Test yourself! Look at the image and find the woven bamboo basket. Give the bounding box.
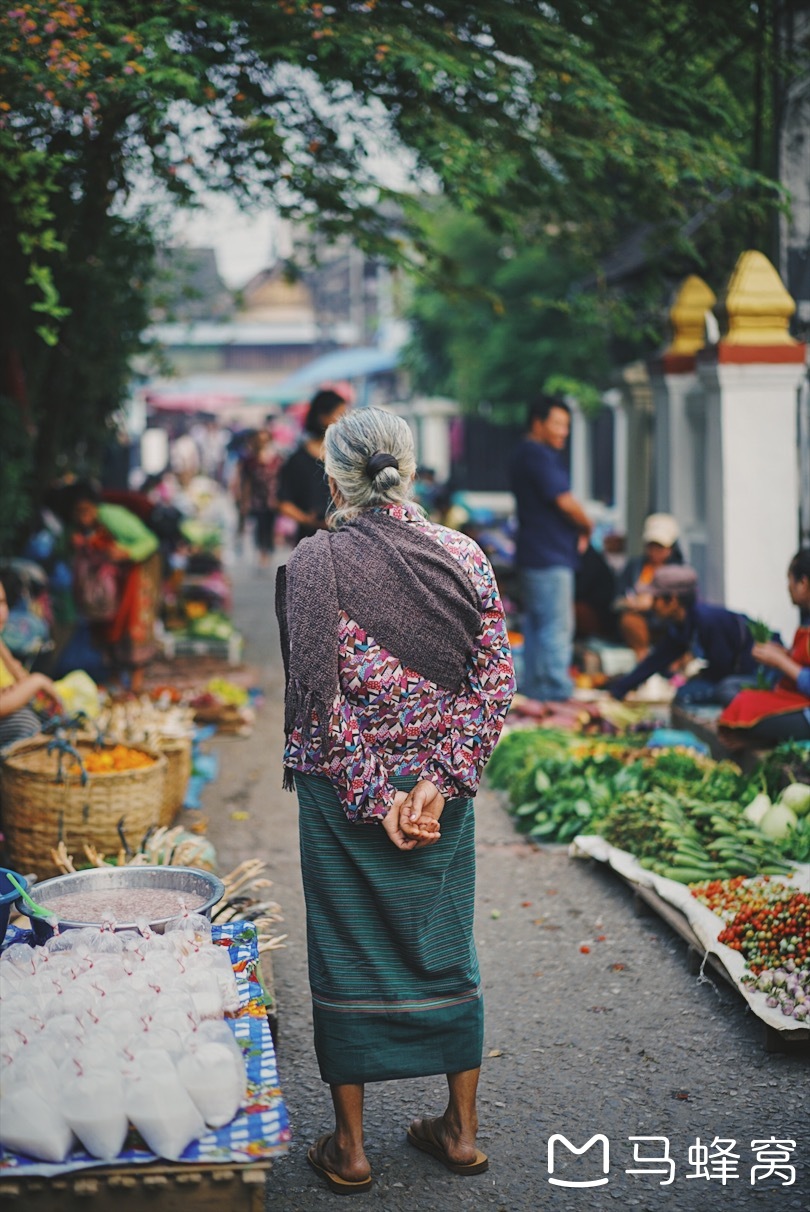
[0,737,166,879]
[157,734,193,827]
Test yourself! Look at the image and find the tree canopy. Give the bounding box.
[0,0,791,545]
[403,205,619,420]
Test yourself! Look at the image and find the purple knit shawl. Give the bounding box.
[276,509,482,777]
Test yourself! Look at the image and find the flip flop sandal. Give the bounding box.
[407,1119,489,1175]
[306,1135,372,1195]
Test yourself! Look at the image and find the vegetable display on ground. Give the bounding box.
[489,733,809,877]
[691,876,809,1021]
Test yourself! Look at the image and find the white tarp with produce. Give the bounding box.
[571,834,810,1036]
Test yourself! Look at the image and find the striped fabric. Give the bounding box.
[297,771,483,1085]
[0,709,40,754]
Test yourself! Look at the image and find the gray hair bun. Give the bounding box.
[366,451,399,480]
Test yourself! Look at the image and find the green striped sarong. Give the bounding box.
[296,772,483,1085]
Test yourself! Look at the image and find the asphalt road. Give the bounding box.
[200,548,809,1211]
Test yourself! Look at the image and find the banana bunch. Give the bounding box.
[647,794,794,884]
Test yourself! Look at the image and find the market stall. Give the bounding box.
[0,900,289,1209]
[487,729,810,1048]
[160,484,243,666]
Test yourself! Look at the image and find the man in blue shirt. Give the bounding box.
[609,564,758,705]
[510,396,592,700]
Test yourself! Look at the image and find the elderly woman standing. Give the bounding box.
[276,407,515,1194]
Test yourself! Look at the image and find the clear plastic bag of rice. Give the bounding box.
[126,1070,206,1161]
[178,1038,245,1128]
[0,963,25,1000]
[0,1087,75,1163]
[183,967,225,1019]
[40,1012,85,1050]
[164,913,213,947]
[148,992,199,1037]
[0,943,38,974]
[81,928,125,955]
[199,946,240,1012]
[60,1070,128,1161]
[2,1051,60,1101]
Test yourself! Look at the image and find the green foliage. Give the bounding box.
[0,396,35,556]
[403,205,618,418]
[0,0,791,532]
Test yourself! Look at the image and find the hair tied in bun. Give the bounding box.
[366,451,399,480]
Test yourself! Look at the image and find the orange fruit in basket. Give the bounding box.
[82,745,155,773]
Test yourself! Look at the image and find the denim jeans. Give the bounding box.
[519,566,574,701]
[674,675,750,708]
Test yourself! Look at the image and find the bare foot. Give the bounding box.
[409,1115,479,1167]
[309,1133,371,1183]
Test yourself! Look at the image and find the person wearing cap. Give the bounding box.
[609,564,759,705]
[614,513,683,658]
[509,395,592,701]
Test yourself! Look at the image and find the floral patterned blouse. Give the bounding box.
[283,501,516,822]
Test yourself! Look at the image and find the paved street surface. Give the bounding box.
[200,548,808,1211]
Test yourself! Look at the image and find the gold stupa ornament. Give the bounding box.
[717,251,798,346]
[664,275,717,355]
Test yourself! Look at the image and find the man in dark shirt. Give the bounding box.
[609,565,758,705]
[277,390,346,544]
[510,396,592,700]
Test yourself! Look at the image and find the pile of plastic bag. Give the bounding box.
[0,916,244,1164]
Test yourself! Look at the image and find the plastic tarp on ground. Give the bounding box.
[571,834,810,1037]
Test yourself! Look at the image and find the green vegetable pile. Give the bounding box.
[488,731,809,881]
[187,611,234,640]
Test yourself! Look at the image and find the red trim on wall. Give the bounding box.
[698,343,807,366]
[651,352,698,375]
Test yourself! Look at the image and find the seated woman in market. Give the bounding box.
[276,406,515,1193]
[68,481,160,694]
[613,512,683,658]
[0,576,62,753]
[609,565,758,706]
[718,548,810,742]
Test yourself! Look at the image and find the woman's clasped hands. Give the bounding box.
[382,780,445,851]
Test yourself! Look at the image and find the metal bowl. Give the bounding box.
[19,865,225,944]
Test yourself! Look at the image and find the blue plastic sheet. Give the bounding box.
[646,728,710,755]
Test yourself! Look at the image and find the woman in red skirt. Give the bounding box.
[719,549,810,742]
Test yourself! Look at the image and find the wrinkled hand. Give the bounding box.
[399,781,445,849]
[753,641,789,671]
[381,791,440,851]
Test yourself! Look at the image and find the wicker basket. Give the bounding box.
[0,737,166,879]
[157,734,192,827]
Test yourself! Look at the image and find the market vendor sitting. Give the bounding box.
[608,565,758,706]
[718,548,810,742]
[0,575,62,752]
[613,512,683,658]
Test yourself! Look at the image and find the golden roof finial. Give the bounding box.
[664,276,717,356]
[717,251,798,346]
